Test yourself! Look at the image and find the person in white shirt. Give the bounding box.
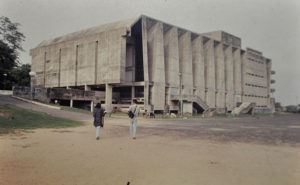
[128,99,140,139]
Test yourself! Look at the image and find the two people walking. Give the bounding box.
[93,99,140,140]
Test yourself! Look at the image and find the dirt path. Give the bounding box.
[1,117,300,185]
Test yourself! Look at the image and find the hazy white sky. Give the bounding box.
[1,0,299,105]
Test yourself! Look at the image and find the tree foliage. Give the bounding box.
[0,16,25,55]
[11,64,31,87]
[0,16,26,89]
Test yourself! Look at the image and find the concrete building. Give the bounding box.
[30,15,275,114]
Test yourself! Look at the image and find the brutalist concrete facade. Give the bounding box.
[30,15,275,113]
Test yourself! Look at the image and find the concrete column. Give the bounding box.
[163,26,180,110]
[43,52,46,86]
[131,86,135,103]
[58,49,61,87]
[94,41,98,84]
[70,99,73,108]
[144,82,149,111]
[90,101,94,112]
[224,46,234,111]
[105,83,112,112]
[84,84,91,91]
[204,39,216,108]
[215,42,225,110]
[233,48,242,105]
[192,36,205,100]
[266,59,272,105]
[75,45,78,86]
[241,51,247,102]
[183,102,193,114]
[147,21,165,110]
[142,16,149,110]
[178,31,193,96]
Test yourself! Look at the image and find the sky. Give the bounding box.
[1,0,299,105]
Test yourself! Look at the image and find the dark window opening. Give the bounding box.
[114,87,132,99]
[134,86,144,97]
[131,19,144,81]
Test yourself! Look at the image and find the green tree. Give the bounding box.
[0,16,25,89]
[0,16,25,54]
[11,64,31,87]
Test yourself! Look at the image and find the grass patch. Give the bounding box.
[0,104,83,134]
[60,106,92,115]
[253,112,274,116]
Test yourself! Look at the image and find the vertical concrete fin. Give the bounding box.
[58,48,61,87]
[178,31,193,96]
[147,21,165,110]
[163,26,180,110]
[141,16,149,109]
[203,39,216,108]
[105,83,113,112]
[192,36,205,100]
[215,42,225,110]
[233,48,242,104]
[75,45,78,86]
[241,50,246,102]
[43,51,46,86]
[94,41,98,84]
[224,46,234,110]
[266,59,272,105]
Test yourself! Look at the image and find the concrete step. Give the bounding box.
[231,102,255,115]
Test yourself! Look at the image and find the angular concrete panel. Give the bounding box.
[147,21,165,110]
[224,46,234,110]
[178,31,193,96]
[141,17,150,109]
[60,43,76,87]
[233,48,242,104]
[163,26,180,109]
[31,48,46,86]
[192,36,205,100]
[105,83,113,111]
[203,39,216,108]
[45,46,60,87]
[241,50,246,102]
[76,41,96,86]
[214,42,225,110]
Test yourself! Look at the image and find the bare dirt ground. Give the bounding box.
[1,113,300,185]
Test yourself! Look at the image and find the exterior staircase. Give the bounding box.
[231,102,256,116]
[170,94,209,112]
[190,95,209,111]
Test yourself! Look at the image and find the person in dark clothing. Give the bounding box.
[93,103,105,140]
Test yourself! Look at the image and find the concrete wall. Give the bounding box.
[141,17,150,109]
[178,31,193,97]
[30,27,127,87]
[31,47,46,86]
[242,48,271,107]
[192,36,205,101]
[125,44,135,82]
[204,39,216,108]
[224,46,235,110]
[164,27,180,109]
[214,42,225,110]
[60,42,76,87]
[147,22,165,110]
[233,48,242,104]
